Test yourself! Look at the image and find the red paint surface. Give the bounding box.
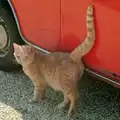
[11,0,61,51]
[11,0,120,78]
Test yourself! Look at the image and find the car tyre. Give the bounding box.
[0,8,23,72]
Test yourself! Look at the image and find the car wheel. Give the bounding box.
[0,8,23,72]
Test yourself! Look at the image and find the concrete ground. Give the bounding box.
[0,70,120,120]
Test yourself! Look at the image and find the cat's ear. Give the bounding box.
[30,46,35,53]
[27,45,35,53]
[13,43,24,53]
[13,43,21,49]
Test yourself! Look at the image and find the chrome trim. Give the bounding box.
[85,68,120,86]
[7,0,50,54]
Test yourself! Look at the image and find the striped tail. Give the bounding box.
[70,5,95,61]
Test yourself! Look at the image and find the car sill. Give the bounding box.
[85,68,120,86]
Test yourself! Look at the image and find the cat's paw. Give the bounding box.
[57,102,67,110]
[28,96,46,103]
[28,98,38,103]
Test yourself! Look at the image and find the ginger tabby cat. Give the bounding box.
[13,5,95,116]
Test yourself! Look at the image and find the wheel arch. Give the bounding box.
[0,0,25,45]
[0,0,50,53]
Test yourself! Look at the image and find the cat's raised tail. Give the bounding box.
[70,5,95,61]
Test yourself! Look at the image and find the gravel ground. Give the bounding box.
[0,70,120,120]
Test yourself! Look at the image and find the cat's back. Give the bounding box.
[36,52,70,64]
[38,52,83,73]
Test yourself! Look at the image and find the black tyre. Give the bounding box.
[0,8,22,72]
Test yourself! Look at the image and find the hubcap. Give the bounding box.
[0,24,10,57]
[0,25,7,49]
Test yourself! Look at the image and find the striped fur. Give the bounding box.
[13,5,95,117]
[70,5,95,61]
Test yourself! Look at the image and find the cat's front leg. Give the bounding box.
[29,85,46,103]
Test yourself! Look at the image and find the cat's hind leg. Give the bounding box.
[67,88,78,117]
[57,92,70,109]
[57,88,78,116]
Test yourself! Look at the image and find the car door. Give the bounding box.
[61,0,120,78]
[84,0,120,77]
[60,0,90,52]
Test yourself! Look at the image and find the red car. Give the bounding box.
[0,0,119,87]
